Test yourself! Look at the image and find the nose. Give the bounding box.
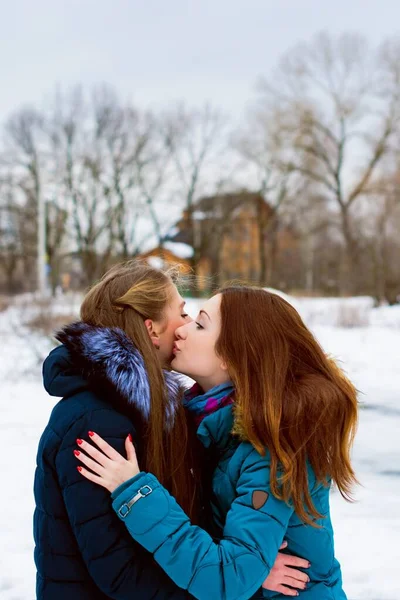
[175,323,188,339]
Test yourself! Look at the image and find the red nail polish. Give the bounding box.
[77,466,83,472]
[128,433,133,442]
[88,431,94,437]
[74,450,80,457]
[76,438,83,445]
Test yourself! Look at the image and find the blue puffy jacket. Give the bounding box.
[34,323,191,600]
[111,405,347,600]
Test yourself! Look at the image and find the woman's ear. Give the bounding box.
[144,319,160,349]
[220,359,228,372]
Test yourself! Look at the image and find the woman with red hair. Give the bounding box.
[75,286,358,599]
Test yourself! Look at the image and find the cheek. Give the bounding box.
[162,320,181,346]
[185,334,217,365]
[169,316,188,337]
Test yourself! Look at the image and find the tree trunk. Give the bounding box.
[257,198,268,286]
[339,207,360,295]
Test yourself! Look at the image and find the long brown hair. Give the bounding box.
[216,286,358,525]
[80,260,199,521]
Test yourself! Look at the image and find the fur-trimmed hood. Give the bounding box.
[46,321,185,429]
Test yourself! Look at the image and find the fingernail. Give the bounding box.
[88,431,95,437]
[76,438,83,445]
[128,433,133,442]
[77,466,83,472]
[74,450,80,457]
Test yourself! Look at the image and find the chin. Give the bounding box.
[164,352,178,368]
[170,355,183,372]
[159,353,173,370]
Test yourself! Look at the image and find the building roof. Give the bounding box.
[166,190,270,246]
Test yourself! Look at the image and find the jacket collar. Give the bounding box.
[55,321,184,430]
[183,382,235,426]
[196,404,236,451]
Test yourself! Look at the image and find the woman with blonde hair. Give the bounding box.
[34,264,308,600]
[74,286,358,599]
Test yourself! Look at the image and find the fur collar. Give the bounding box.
[56,321,184,430]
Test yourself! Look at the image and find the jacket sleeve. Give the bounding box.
[111,447,294,600]
[55,408,190,600]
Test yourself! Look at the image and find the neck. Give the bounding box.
[194,374,231,393]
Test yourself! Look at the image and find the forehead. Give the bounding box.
[200,293,221,315]
[168,284,183,304]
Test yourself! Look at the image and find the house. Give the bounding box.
[138,190,301,292]
[137,244,193,273]
[167,190,296,289]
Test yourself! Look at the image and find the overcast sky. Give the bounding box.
[1,0,399,122]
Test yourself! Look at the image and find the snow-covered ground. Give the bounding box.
[0,293,399,600]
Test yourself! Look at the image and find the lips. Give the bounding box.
[172,343,181,354]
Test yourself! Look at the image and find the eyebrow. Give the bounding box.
[199,310,211,321]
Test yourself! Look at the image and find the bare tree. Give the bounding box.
[91,87,148,258]
[361,166,400,303]
[50,85,175,285]
[46,86,121,286]
[161,104,230,288]
[0,175,22,292]
[3,108,46,290]
[254,33,400,294]
[234,116,305,286]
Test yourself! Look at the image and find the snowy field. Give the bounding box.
[0,293,399,600]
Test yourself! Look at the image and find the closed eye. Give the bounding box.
[195,322,204,330]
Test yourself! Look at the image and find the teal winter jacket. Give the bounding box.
[111,405,347,600]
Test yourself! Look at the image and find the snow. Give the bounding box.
[0,293,399,599]
[147,256,165,270]
[264,292,375,328]
[163,241,194,259]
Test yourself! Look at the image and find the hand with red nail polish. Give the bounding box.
[74,431,139,492]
